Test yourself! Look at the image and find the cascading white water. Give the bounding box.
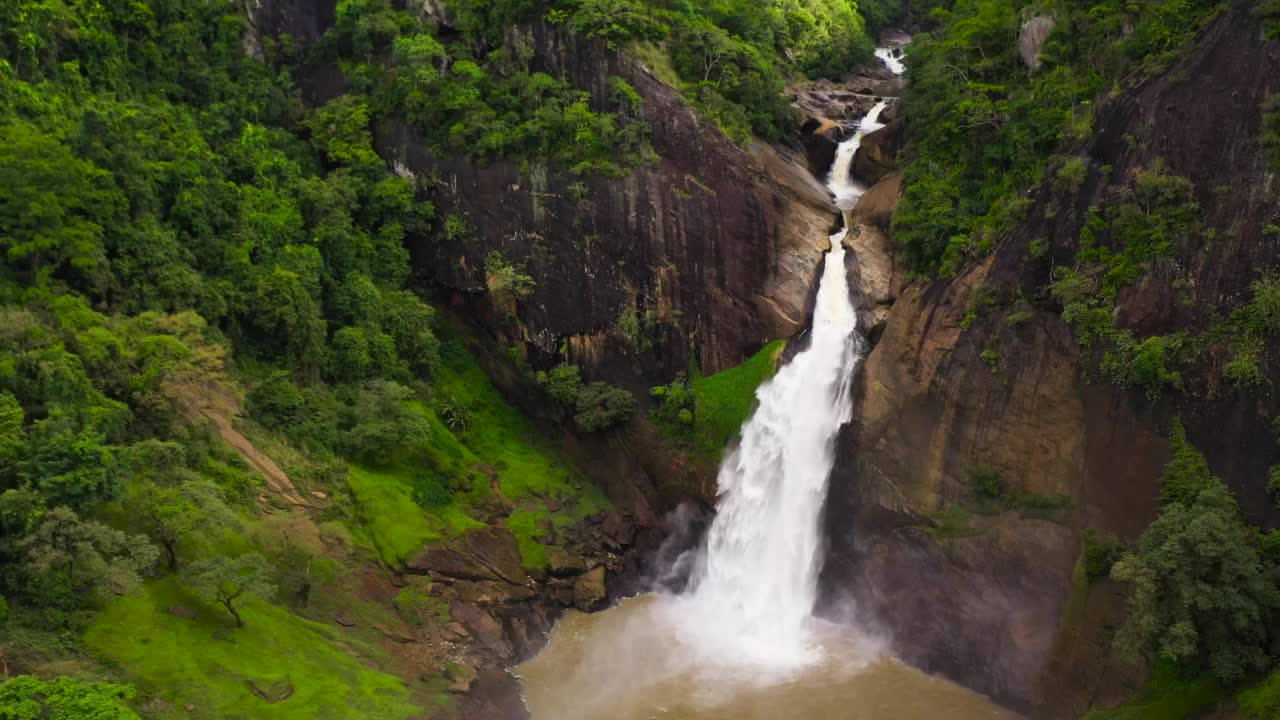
[668,120,868,672]
[828,101,889,209]
[876,46,906,76]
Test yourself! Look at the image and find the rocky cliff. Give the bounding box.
[379,21,834,391]
[819,3,1280,715]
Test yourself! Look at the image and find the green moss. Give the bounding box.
[85,578,430,720]
[688,340,786,457]
[1085,660,1223,720]
[346,465,482,566]
[925,506,976,539]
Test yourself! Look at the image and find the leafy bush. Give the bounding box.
[969,467,1005,500]
[1160,420,1216,507]
[248,372,306,428]
[1082,528,1122,583]
[573,382,636,432]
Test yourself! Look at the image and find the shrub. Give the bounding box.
[573,382,636,432]
[1267,466,1280,506]
[540,365,583,405]
[1083,528,1122,582]
[970,467,1005,501]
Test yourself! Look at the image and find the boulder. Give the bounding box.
[445,661,479,694]
[572,565,607,612]
[168,606,196,620]
[1019,15,1056,69]
[850,172,902,229]
[545,546,588,576]
[853,118,904,185]
[406,527,528,587]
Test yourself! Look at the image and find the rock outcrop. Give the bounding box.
[1019,15,1056,69]
[852,118,904,185]
[378,20,835,391]
[820,3,1280,714]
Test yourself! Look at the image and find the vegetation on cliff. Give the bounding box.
[893,0,1225,276]
[0,0,622,715]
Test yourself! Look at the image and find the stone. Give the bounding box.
[850,173,902,230]
[445,661,478,693]
[406,527,528,588]
[852,119,904,186]
[545,546,588,576]
[331,609,355,627]
[442,621,470,640]
[573,565,607,612]
[1019,15,1056,69]
[168,606,196,620]
[247,680,294,703]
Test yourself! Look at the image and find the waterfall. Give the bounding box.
[669,120,867,672]
[876,46,906,76]
[828,101,889,210]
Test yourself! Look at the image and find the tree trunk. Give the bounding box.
[163,539,177,571]
[224,600,243,627]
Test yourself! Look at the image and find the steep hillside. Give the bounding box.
[819,1,1280,714]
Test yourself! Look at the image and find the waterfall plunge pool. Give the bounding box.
[517,594,1016,720]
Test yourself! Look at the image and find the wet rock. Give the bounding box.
[853,118,904,185]
[451,602,514,659]
[601,512,637,548]
[572,565,607,611]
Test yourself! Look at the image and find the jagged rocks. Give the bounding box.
[572,566,607,611]
[445,661,479,693]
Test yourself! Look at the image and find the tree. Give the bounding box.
[0,391,23,475]
[1112,482,1280,683]
[183,552,275,627]
[0,675,141,720]
[573,382,636,432]
[128,480,238,570]
[19,508,158,610]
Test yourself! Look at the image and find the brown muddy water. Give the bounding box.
[517,595,1017,720]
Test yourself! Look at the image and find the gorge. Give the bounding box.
[1,0,1279,718]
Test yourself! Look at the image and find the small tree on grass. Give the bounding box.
[184,553,275,628]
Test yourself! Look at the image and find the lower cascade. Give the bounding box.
[517,102,1017,719]
[671,235,861,671]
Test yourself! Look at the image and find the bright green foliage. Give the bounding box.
[183,552,276,627]
[895,0,1223,275]
[1084,659,1224,720]
[1113,437,1280,683]
[125,478,238,570]
[346,464,479,565]
[536,363,635,432]
[0,675,141,720]
[688,339,785,455]
[85,579,425,719]
[1159,420,1216,507]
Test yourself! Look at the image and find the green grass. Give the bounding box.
[1085,660,1224,720]
[85,578,429,720]
[1238,669,1280,720]
[344,338,610,570]
[924,506,978,539]
[346,464,483,566]
[431,340,609,569]
[688,340,786,457]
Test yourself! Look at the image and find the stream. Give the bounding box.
[515,48,1013,720]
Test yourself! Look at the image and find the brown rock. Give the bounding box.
[850,173,902,230]
[445,661,479,694]
[572,565,607,612]
[545,546,587,576]
[247,680,294,703]
[1019,15,1056,69]
[331,609,355,627]
[406,527,528,588]
[168,606,196,620]
[853,118,904,185]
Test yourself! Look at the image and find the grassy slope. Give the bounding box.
[1084,661,1224,720]
[348,339,608,570]
[681,339,786,460]
[85,578,427,720]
